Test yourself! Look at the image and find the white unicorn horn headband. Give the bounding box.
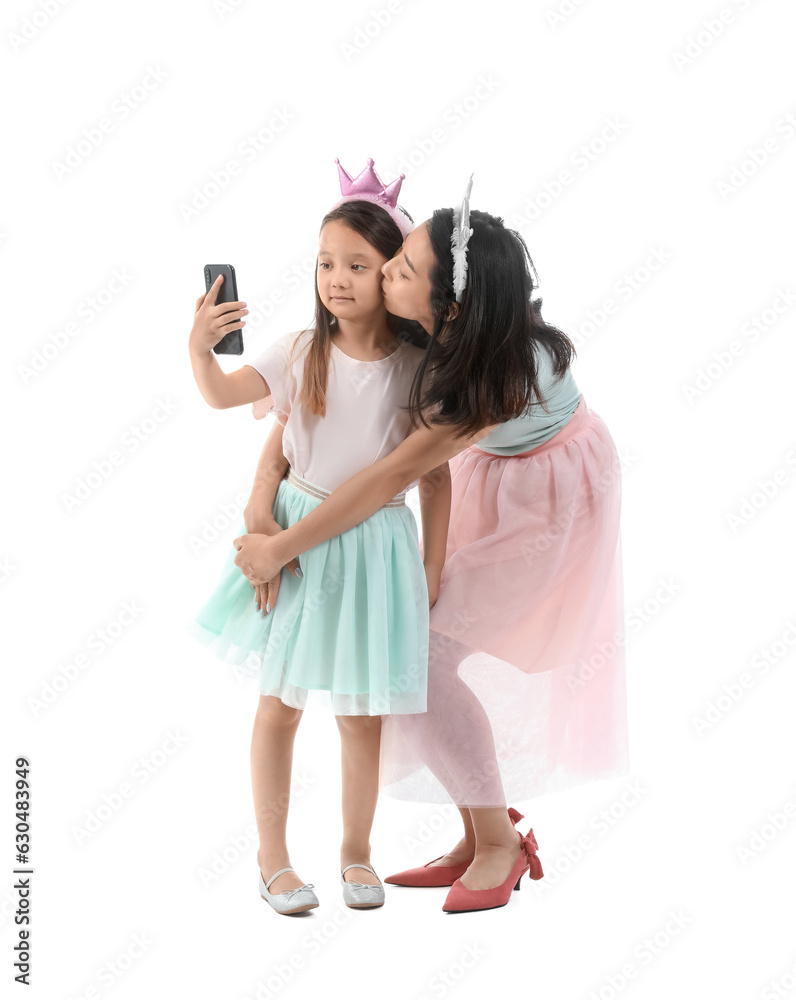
[451,173,474,303]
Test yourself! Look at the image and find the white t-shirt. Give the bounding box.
[245,328,428,493]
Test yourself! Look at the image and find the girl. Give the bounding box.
[233,195,629,913]
[188,162,450,915]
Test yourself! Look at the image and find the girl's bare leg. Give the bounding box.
[336,714,383,885]
[251,694,306,893]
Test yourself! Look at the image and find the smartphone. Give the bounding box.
[204,264,244,355]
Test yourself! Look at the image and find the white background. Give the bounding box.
[3,0,795,997]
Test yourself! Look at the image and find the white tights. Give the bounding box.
[380,629,508,808]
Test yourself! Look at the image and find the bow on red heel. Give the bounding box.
[520,828,544,882]
[442,825,544,913]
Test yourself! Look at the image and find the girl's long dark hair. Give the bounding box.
[293,200,426,417]
[406,208,577,438]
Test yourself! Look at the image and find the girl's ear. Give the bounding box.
[445,302,459,322]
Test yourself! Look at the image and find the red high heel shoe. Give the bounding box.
[384,807,525,887]
[442,826,544,912]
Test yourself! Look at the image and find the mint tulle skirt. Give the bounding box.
[188,470,429,716]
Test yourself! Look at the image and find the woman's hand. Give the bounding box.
[189,274,248,355]
[242,493,300,615]
[245,518,283,616]
[424,562,442,609]
[233,532,293,588]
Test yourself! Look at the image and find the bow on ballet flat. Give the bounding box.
[278,883,316,899]
[520,829,545,881]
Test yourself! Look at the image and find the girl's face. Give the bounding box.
[381,222,436,331]
[317,220,388,322]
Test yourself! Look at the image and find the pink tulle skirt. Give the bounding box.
[379,396,630,806]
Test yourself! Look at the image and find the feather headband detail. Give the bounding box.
[451,173,474,304]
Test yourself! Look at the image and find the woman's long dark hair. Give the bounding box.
[294,200,426,417]
[406,208,577,438]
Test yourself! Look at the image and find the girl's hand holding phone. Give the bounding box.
[189,274,248,355]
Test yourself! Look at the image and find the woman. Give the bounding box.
[233,200,629,913]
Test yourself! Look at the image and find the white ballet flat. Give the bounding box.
[258,867,319,915]
[340,864,385,908]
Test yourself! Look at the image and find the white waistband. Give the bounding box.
[285,468,406,508]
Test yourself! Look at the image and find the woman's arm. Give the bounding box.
[233,418,499,583]
[418,461,452,608]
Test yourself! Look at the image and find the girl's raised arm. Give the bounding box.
[188,274,268,409]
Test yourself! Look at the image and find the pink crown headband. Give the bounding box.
[329,157,415,239]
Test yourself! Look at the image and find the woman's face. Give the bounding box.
[381,221,436,331]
